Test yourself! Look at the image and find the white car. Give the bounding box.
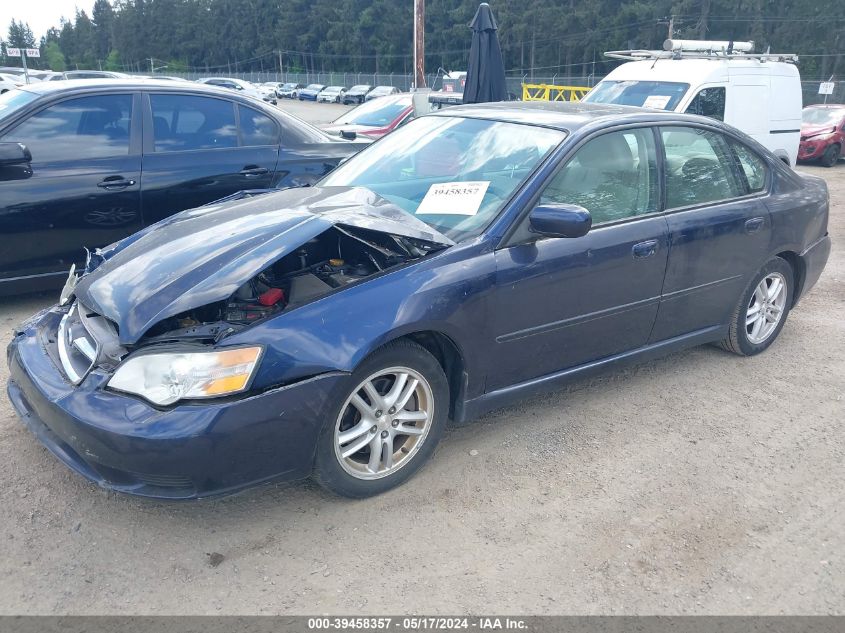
[0,73,24,94]
[317,86,347,103]
[196,77,263,100]
[257,82,280,104]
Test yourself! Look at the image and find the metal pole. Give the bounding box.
[21,52,30,83]
[413,0,425,89]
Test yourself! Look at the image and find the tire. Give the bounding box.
[313,340,449,498]
[820,144,840,168]
[718,257,793,356]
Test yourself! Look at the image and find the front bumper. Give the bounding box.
[798,139,830,161]
[6,308,346,499]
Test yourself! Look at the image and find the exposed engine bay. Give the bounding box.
[140,225,439,343]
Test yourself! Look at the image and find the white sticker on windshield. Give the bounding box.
[643,95,672,110]
[416,181,490,216]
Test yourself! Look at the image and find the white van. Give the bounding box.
[582,40,802,165]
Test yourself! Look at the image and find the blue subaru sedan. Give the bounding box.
[6,102,831,499]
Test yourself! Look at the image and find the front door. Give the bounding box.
[0,93,142,284]
[488,127,669,391]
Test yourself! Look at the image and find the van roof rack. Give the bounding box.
[605,39,798,63]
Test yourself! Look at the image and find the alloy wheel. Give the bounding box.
[745,272,788,344]
[333,367,434,480]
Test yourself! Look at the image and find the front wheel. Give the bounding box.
[718,257,793,356]
[821,144,840,168]
[313,340,448,498]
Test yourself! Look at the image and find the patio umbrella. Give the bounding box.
[462,3,508,104]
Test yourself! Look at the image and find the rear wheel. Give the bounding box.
[718,257,793,356]
[821,144,840,167]
[313,340,448,498]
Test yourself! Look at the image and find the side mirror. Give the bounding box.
[528,203,591,238]
[340,130,357,140]
[0,142,32,166]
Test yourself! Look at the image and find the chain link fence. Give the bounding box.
[137,71,597,94]
[802,79,845,106]
[138,70,843,106]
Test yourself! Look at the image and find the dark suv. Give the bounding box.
[0,80,369,294]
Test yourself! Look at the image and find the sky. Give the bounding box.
[2,1,95,42]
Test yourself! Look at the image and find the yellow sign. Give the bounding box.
[522,83,591,102]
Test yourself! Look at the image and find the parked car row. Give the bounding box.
[271,82,402,104]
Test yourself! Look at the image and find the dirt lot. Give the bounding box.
[0,109,842,614]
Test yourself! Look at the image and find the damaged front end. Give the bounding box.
[136,221,442,345]
[53,186,452,395]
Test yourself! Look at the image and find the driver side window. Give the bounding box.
[540,128,659,224]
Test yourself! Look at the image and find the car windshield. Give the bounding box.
[325,87,342,92]
[350,85,369,92]
[333,98,410,127]
[306,84,322,90]
[320,116,565,241]
[583,80,690,110]
[281,83,297,89]
[802,108,845,126]
[0,89,39,124]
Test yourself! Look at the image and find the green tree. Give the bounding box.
[42,40,67,70]
[7,19,36,48]
[104,48,122,70]
[26,0,845,80]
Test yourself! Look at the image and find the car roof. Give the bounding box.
[429,100,729,132]
[14,77,252,98]
[603,58,799,83]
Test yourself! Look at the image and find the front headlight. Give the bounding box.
[108,347,263,406]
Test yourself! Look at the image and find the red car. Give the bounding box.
[799,105,845,167]
[321,94,413,140]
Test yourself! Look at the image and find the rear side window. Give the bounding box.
[730,141,767,193]
[150,95,237,151]
[3,94,132,161]
[239,105,279,146]
[661,127,743,208]
[685,87,726,121]
[541,128,659,224]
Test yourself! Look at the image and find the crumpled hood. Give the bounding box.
[801,124,837,138]
[74,186,453,345]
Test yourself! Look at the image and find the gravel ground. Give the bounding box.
[0,106,842,615]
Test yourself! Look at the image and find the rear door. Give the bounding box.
[140,93,278,225]
[650,125,772,341]
[0,92,142,284]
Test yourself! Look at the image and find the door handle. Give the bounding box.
[97,176,136,190]
[240,165,269,178]
[632,240,659,259]
[745,217,765,234]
